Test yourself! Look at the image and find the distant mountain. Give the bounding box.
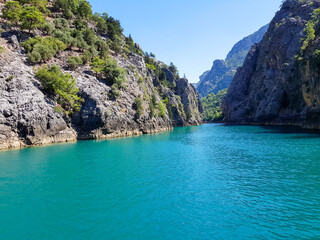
[196,25,269,98]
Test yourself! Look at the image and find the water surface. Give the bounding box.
[1,124,320,239]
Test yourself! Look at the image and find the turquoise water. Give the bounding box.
[1,124,320,239]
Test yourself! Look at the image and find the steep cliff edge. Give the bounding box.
[0,1,202,150]
[196,25,268,98]
[223,0,320,129]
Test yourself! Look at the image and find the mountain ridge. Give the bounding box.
[196,24,269,98]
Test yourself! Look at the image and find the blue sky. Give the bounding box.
[90,0,282,83]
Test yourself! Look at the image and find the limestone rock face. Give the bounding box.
[223,0,320,129]
[0,31,202,150]
[0,44,76,150]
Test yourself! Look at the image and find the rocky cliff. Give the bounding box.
[196,25,268,98]
[223,0,320,129]
[0,1,202,150]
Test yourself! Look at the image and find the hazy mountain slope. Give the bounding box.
[196,25,268,98]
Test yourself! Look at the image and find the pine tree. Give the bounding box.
[20,6,45,32]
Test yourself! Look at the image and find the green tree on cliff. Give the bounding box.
[20,6,45,32]
[77,0,92,19]
[2,1,22,25]
[19,0,48,12]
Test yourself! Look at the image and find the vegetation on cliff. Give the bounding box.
[0,0,203,149]
[35,65,83,113]
[201,89,227,122]
[0,0,186,118]
[197,25,268,122]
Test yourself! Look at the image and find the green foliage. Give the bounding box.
[51,17,108,59]
[149,94,157,117]
[89,57,105,73]
[2,1,22,24]
[20,6,45,32]
[53,18,69,29]
[95,40,109,59]
[50,1,123,56]
[169,62,179,78]
[19,0,48,12]
[52,29,74,47]
[80,50,93,63]
[158,100,166,118]
[134,97,144,117]
[122,46,130,55]
[90,57,127,99]
[35,65,83,113]
[145,56,163,78]
[311,49,320,65]
[73,33,89,51]
[108,84,121,99]
[124,34,143,55]
[88,12,123,44]
[90,57,127,87]
[103,57,127,87]
[73,18,88,30]
[22,37,66,63]
[162,97,169,106]
[51,20,104,56]
[68,56,83,70]
[2,1,48,30]
[42,22,55,35]
[146,63,156,71]
[300,8,320,53]
[53,0,87,19]
[53,0,78,14]
[201,89,228,122]
[138,76,144,84]
[95,14,108,35]
[301,21,316,51]
[107,35,122,54]
[53,0,91,19]
[6,75,15,81]
[77,0,92,19]
[53,105,64,113]
[106,17,123,40]
[82,28,96,46]
[148,94,167,118]
[145,56,176,89]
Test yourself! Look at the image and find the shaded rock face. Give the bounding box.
[223,0,320,129]
[0,36,202,150]
[196,25,268,98]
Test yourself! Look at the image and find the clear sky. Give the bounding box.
[89,0,282,83]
